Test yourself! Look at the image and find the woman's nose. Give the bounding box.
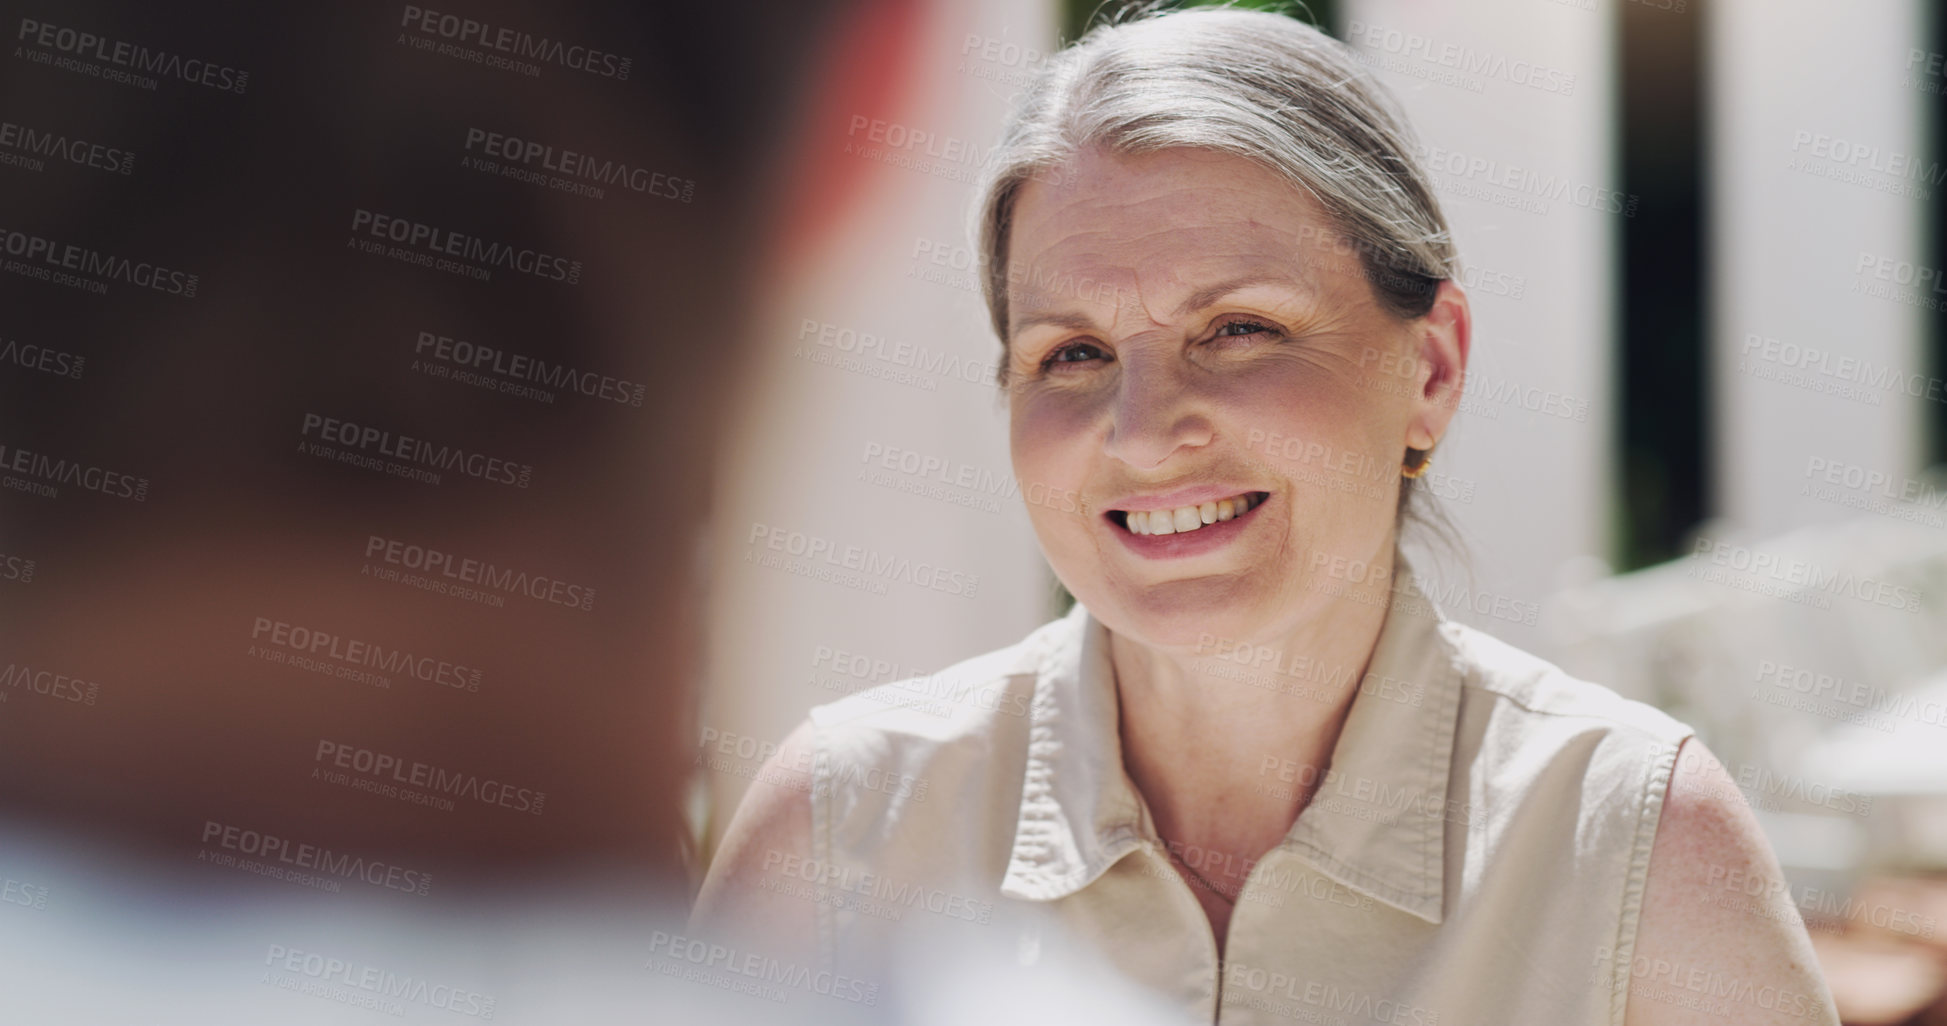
[1101,355,1213,470]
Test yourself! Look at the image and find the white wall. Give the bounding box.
[696,0,1060,857]
[1708,0,1926,537]
[1342,0,1620,653]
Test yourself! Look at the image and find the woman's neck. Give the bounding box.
[1108,568,1397,866]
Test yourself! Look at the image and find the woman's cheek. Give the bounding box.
[1013,388,1093,464]
[1011,407,1086,535]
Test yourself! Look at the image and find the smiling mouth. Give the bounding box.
[1108,491,1269,535]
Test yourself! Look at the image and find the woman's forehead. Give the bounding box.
[1009,147,1352,279]
[1006,157,1361,332]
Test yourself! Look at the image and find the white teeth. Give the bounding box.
[1120,493,1260,535]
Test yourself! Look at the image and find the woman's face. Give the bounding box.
[1004,145,1466,652]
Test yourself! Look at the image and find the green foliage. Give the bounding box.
[1058,0,1339,51]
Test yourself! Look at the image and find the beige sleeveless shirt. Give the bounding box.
[796,559,1696,1024]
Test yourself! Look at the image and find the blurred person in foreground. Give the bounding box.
[694,7,1839,1024]
[0,0,901,1022]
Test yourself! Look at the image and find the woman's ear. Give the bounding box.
[1407,279,1471,450]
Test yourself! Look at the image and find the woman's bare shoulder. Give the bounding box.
[1626,738,1840,1025]
[688,720,820,961]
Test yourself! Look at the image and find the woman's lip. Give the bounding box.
[1104,491,1271,558]
[1102,484,1268,511]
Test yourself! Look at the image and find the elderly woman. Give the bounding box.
[694,8,1837,1024]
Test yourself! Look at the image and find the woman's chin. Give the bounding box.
[1096,589,1271,654]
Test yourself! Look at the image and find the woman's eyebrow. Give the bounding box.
[1008,309,1099,341]
[1008,272,1314,339]
[1171,273,1313,317]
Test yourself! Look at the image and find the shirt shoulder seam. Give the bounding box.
[1608,731,1689,1025]
[1458,674,1688,742]
[809,717,837,976]
[809,669,1039,732]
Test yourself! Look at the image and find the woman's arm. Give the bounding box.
[687,720,823,967]
[1625,737,1840,1025]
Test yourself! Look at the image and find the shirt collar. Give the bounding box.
[999,552,1464,924]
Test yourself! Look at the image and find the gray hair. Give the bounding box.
[970,5,1464,524]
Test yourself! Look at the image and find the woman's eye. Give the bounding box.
[1213,319,1276,340]
[1040,341,1108,371]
